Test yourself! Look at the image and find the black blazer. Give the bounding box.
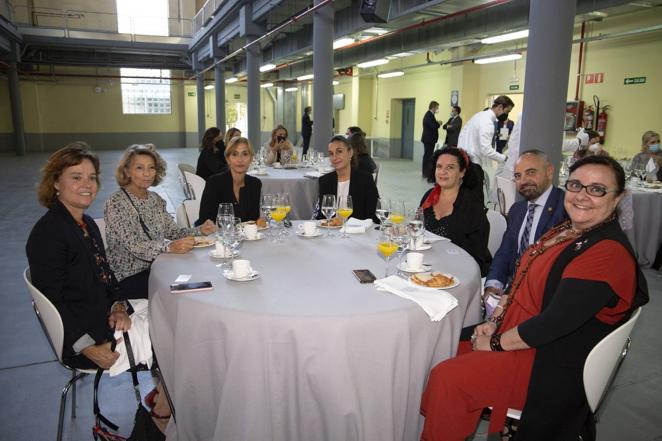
[356,153,377,174]
[316,169,379,222]
[196,145,228,181]
[26,201,122,360]
[302,113,313,137]
[421,110,441,144]
[197,171,262,224]
[442,115,462,146]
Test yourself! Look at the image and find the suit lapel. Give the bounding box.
[534,187,560,240]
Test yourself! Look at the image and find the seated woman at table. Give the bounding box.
[420,155,649,441]
[631,130,661,181]
[348,132,377,175]
[264,125,294,165]
[26,143,172,424]
[224,127,241,146]
[345,126,366,138]
[572,129,608,161]
[316,135,379,222]
[105,144,217,298]
[197,136,263,224]
[419,147,491,276]
[196,127,227,180]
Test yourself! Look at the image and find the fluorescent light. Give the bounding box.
[204,84,214,90]
[364,27,388,35]
[332,80,339,86]
[333,37,355,49]
[481,30,529,44]
[474,53,522,64]
[225,77,238,84]
[391,52,414,58]
[357,58,389,68]
[260,82,273,88]
[260,63,277,72]
[285,87,298,92]
[297,74,314,81]
[377,71,404,79]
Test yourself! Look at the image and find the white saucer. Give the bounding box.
[222,269,260,281]
[251,171,268,176]
[410,243,432,251]
[295,230,322,238]
[397,262,432,273]
[244,232,265,241]
[208,249,240,259]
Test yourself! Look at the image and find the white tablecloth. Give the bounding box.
[249,166,320,219]
[149,224,482,441]
[625,186,662,267]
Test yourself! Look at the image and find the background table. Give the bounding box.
[249,166,320,219]
[625,186,662,267]
[149,225,482,441]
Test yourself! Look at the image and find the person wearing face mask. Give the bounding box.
[421,101,442,177]
[494,113,514,154]
[631,130,662,182]
[442,106,462,147]
[196,127,228,180]
[571,129,608,161]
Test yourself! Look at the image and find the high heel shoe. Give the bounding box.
[145,387,159,409]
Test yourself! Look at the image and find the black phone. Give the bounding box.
[277,135,285,142]
[352,269,377,284]
[170,281,213,294]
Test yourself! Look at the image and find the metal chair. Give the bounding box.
[183,171,206,200]
[486,209,507,256]
[93,218,107,248]
[495,176,516,216]
[373,162,380,185]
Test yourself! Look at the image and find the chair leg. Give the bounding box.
[71,372,76,419]
[154,366,176,423]
[58,372,87,441]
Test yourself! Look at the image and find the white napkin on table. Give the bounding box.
[110,299,153,376]
[343,218,373,234]
[304,171,322,178]
[374,275,458,321]
[646,157,658,175]
[423,230,450,243]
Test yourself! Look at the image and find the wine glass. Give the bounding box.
[218,203,234,221]
[377,226,398,277]
[337,195,353,239]
[270,195,288,242]
[392,223,409,265]
[407,207,425,250]
[389,201,406,225]
[280,193,292,226]
[375,198,391,230]
[321,194,337,238]
[223,224,241,270]
[216,214,235,269]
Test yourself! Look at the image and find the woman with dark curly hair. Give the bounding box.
[196,126,227,180]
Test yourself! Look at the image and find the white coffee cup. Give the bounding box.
[232,259,252,278]
[215,240,226,256]
[298,221,318,236]
[273,161,281,168]
[244,222,258,239]
[258,166,267,174]
[406,252,424,271]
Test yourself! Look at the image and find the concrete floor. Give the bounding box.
[0,147,659,440]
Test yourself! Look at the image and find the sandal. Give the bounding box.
[145,387,159,409]
[500,417,519,440]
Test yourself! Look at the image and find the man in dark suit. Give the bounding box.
[421,100,441,177]
[442,105,462,147]
[302,106,313,156]
[483,150,568,314]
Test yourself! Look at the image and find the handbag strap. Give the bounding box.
[123,331,143,405]
[94,339,120,431]
[121,188,153,240]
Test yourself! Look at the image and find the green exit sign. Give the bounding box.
[187,91,196,96]
[509,84,520,91]
[624,77,646,85]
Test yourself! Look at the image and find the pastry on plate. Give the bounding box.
[410,272,455,288]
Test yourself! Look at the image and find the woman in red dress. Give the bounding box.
[420,155,649,441]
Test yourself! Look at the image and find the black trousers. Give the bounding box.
[302,135,311,156]
[422,142,436,176]
[119,268,150,300]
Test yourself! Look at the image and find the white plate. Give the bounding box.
[397,262,432,273]
[410,243,432,251]
[208,249,240,259]
[408,273,460,290]
[222,269,261,281]
[243,232,265,241]
[295,230,323,238]
[193,237,215,248]
[319,221,343,229]
[251,171,268,176]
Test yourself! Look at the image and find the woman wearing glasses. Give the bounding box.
[420,155,648,441]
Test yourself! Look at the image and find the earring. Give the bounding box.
[56,191,60,196]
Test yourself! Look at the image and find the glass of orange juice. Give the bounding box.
[377,226,398,276]
[270,195,288,242]
[389,201,406,224]
[337,195,353,239]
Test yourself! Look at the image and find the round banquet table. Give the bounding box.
[149,224,482,441]
[248,166,320,219]
[625,186,662,267]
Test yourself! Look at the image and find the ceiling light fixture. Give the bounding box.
[333,37,355,49]
[260,82,273,88]
[204,84,214,90]
[391,52,414,58]
[481,30,529,44]
[225,77,238,84]
[297,74,314,81]
[377,71,404,79]
[260,63,277,72]
[474,53,523,64]
[285,87,298,92]
[357,58,389,68]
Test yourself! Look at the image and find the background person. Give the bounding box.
[442,105,462,147]
[264,125,294,165]
[302,106,313,156]
[348,132,377,175]
[494,113,514,154]
[224,127,242,146]
[196,127,227,180]
[421,101,441,177]
[631,130,661,181]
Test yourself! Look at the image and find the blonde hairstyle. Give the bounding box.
[115,144,167,187]
[641,130,660,151]
[224,136,254,159]
[224,127,241,146]
[269,125,288,147]
[37,142,100,208]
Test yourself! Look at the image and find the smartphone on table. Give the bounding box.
[170,281,213,294]
[352,269,377,284]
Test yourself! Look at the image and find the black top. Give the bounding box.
[26,200,125,360]
[302,113,313,137]
[356,153,377,174]
[419,187,492,276]
[421,110,441,144]
[442,115,462,146]
[197,171,262,224]
[196,144,228,181]
[316,168,379,222]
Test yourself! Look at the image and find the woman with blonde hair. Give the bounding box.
[224,127,242,146]
[264,125,294,165]
[631,130,661,181]
[104,144,216,298]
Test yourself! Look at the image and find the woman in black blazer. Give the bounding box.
[316,135,379,222]
[196,127,228,180]
[197,136,262,224]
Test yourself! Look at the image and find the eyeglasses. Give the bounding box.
[564,179,617,197]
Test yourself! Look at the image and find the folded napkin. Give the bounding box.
[646,157,658,174]
[374,275,458,321]
[304,171,322,178]
[343,218,373,234]
[110,299,153,376]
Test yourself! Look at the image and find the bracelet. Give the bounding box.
[490,333,504,352]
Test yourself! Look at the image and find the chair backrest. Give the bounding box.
[176,203,190,228]
[496,188,507,217]
[486,209,507,256]
[93,218,107,248]
[495,176,516,215]
[23,268,65,363]
[183,171,206,200]
[373,162,380,185]
[183,199,200,226]
[583,307,642,414]
[178,163,196,175]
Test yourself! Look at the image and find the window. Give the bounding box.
[116,0,169,36]
[121,68,171,114]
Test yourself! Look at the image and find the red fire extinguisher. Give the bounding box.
[597,108,608,142]
[583,106,595,130]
